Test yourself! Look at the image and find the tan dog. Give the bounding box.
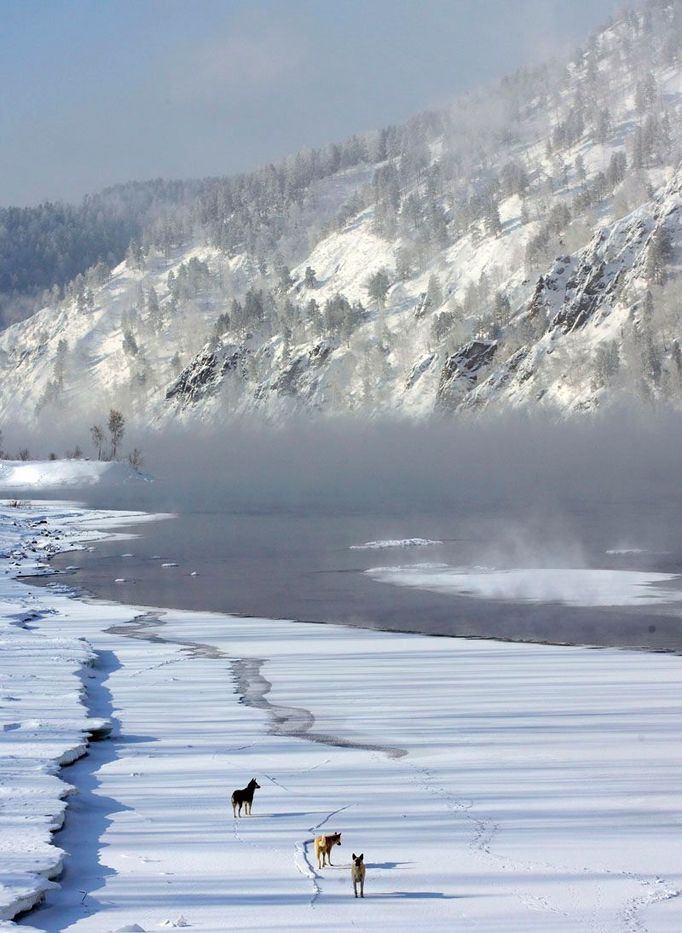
[351,853,365,897]
[314,831,342,868]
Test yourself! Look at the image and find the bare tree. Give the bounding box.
[90,424,105,461]
[128,448,144,469]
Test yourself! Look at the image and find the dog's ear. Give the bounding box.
[352,853,356,860]
[359,853,363,861]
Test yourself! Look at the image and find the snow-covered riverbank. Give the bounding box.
[0,502,164,924]
[0,460,149,490]
[2,501,682,931]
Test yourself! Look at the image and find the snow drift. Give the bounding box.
[0,460,149,490]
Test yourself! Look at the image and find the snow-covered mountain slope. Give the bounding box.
[464,165,682,413]
[3,1,682,432]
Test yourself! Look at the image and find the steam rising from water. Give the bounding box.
[366,565,682,608]
[17,410,682,590]
[16,407,681,511]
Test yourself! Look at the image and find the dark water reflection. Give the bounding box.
[20,480,682,652]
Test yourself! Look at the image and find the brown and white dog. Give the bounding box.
[231,778,260,817]
[314,831,342,868]
[351,853,366,898]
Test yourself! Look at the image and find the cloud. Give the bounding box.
[169,12,309,104]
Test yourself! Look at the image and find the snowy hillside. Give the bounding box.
[3,1,682,429]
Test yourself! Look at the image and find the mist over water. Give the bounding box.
[33,408,677,510]
[23,411,682,650]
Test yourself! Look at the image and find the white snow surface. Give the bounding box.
[0,460,148,490]
[366,564,682,607]
[0,504,681,930]
[348,537,442,550]
[0,502,162,922]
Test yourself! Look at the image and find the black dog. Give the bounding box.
[231,778,260,817]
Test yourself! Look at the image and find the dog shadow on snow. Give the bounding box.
[322,861,413,872]
[320,862,463,899]
[368,891,462,900]
[266,811,312,819]
[367,861,413,870]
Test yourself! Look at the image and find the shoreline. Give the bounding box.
[0,503,124,923]
[27,498,682,654]
[24,568,682,661]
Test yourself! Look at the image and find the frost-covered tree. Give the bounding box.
[146,286,161,332]
[395,250,413,281]
[432,309,457,342]
[90,424,105,461]
[631,126,646,170]
[575,154,587,183]
[128,448,144,469]
[306,298,322,335]
[484,200,502,237]
[641,327,662,385]
[281,324,292,365]
[366,269,391,309]
[213,311,230,339]
[122,331,139,356]
[595,107,611,144]
[595,341,620,383]
[323,293,352,336]
[493,291,512,335]
[53,339,68,389]
[108,409,125,460]
[426,274,443,310]
[372,163,401,236]
[607,151,627,187]
[501,161,530,198]
[126,240,145,271]
[672,340,682,380]
[277,264,293,291]
[635,73,657,115]
[646,227,673,286]
[340,301,365,345]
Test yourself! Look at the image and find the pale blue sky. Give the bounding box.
[1,0,623,205]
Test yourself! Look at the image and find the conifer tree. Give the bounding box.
[366,270,391,309]
[107,409,125,460]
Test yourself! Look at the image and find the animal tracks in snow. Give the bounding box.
[622,874,681,933]
[405,759,682,932]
